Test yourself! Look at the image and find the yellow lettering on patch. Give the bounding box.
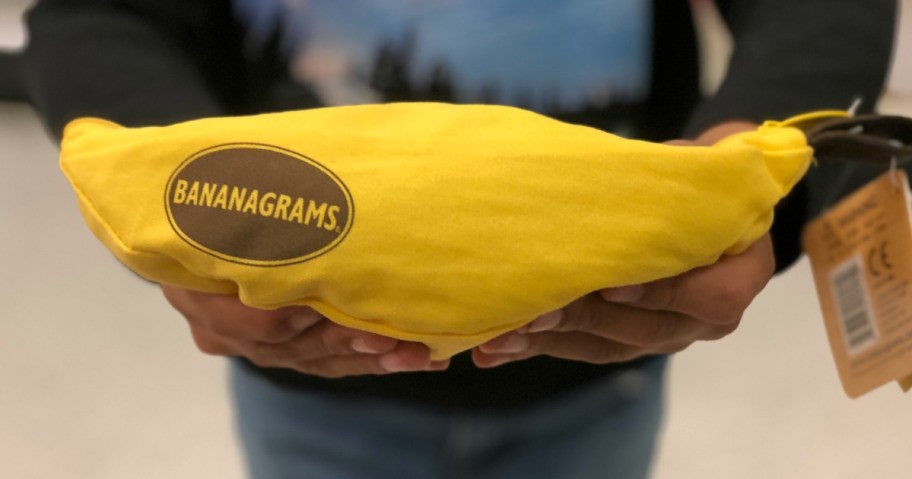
[200,182,217,207]
[259,192,277,217]
[186,181,200,206]
[213,184,229,209]
[170,178,345,231]
[172,179,189,204]
[289,198,305,224]
[324,205,340,231]
[305,201,328,227]
[274,194,292,221]
[242,190,260,214]
[229,187,247,211]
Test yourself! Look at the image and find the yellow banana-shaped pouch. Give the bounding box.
[61,103,826,359]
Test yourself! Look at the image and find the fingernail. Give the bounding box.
[601,284,645,303]
[525,310,562,333]
[479,355,513,368]
[379,353,417,372]
[427,359,451,371]
[291,313,321,331]
[479,333,529,354]
[351,336,398,354]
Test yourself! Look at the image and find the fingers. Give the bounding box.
[298,343,450,378]
[475,307,728,368]
[190,316,445,377]
[161,284,449,378]
[599,234,775,324]
[161,284,318,343]
[558,296,738,346]
[474,331,686,368]
[664,139,696,146]
[255,320,398,362]
[476,234,774,369]
[475,331,635,365]
[187,323,239,356]
[252,339,447,377]
[474,288,740,368]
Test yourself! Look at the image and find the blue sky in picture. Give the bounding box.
[233,0,651,110]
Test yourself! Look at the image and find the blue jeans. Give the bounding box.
[230,356,667,479]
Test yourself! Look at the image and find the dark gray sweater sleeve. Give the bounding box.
[686,0,896,134]
[685,0,896,271]
[24,0,243,140]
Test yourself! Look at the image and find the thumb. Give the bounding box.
[599,284,646,303]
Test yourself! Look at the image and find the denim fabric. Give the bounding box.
[230,356,667,479]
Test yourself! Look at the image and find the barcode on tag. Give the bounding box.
[830,256,879,354]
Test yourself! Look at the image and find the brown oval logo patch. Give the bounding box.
[165,143,353,266]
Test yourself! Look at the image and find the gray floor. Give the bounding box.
[3,2,912,478]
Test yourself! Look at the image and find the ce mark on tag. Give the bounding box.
[867,240,892,277]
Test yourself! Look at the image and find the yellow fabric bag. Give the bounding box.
[61,103,824,359]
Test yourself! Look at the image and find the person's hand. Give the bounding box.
[473,232,775,368]
[474,120,768,368]
[161,285,449,377]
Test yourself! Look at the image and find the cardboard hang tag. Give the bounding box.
[803,169,912,398]
[901,375,912,392]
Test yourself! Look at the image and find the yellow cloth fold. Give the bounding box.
[61,103,817,359]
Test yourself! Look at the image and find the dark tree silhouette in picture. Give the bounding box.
[368,28,417,102]
[478,81,501,105]
[362,26,649,138]
[424,61,455,102]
